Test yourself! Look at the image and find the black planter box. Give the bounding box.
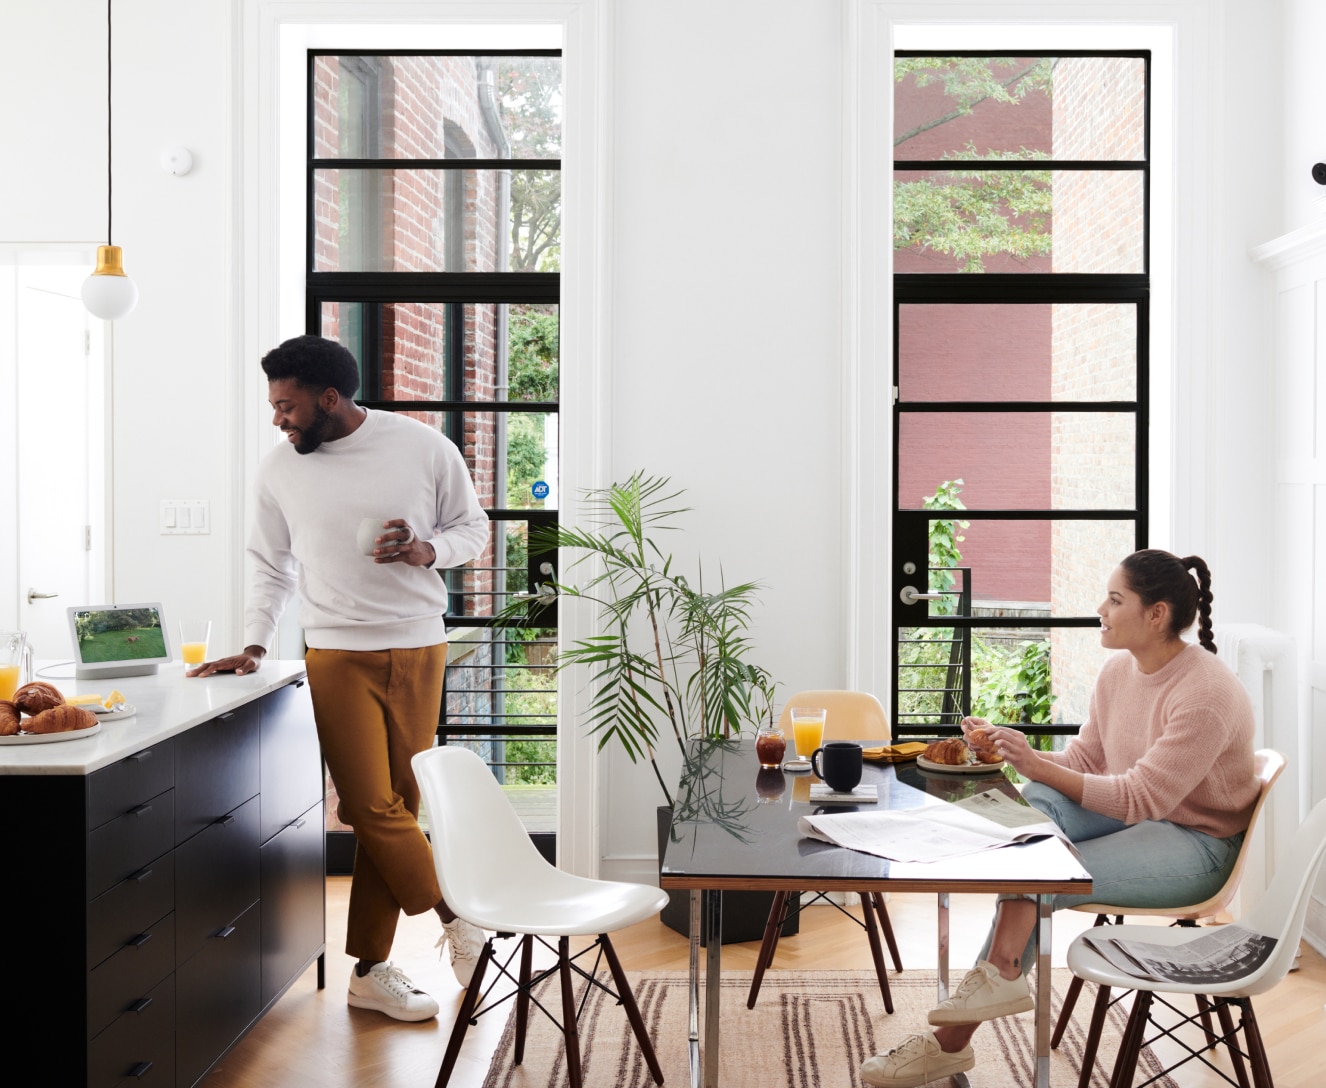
[656,805,798,944]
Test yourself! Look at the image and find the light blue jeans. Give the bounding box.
[977,781,1244,973]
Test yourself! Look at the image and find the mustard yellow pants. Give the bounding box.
[305,644,447,962]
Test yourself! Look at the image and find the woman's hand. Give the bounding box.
[981,726,1041,776]
[959,716,991,740]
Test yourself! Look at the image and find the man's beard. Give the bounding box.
[294,404,332,454]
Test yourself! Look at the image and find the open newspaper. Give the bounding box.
[798,793,1066,863]
[1083,925,1277,986]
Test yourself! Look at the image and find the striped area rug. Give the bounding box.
[481,969,1178,1088]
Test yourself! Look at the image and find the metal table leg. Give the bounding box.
[688,890,701,1088]
[1036,894,1052,1088]
[937,891,951,1001]
[705,891,722,1087]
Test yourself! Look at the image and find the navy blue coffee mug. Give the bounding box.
[811,740,863,792]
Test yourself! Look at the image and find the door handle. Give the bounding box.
[27,588,58,604]
[899,585,944,606]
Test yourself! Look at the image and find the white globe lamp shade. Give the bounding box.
[82,245,138,320]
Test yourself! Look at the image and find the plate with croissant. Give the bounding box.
[916,732,1005,774]
[0,682,105,744]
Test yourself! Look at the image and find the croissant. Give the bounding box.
[0,701,19,736]
[23,704,98,735]
[12,681,64,716]
[967,727,1003,764]
[923,738,970,765]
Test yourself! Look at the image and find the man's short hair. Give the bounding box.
[261,335,361,397]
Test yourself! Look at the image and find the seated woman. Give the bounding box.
[860,549,1259,1088]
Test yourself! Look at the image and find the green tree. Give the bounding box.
[894,57,1055,272]
[496,58,562,272]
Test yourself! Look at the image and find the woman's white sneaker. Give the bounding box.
[927,959,1033,1025]
[347,961,439,1021]
[859,1032,975,1088]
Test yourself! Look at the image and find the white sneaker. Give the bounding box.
[927,959,1034,1025]
[437,917,486,987]
[347,961,439,1022]
[860,1032,975,1088]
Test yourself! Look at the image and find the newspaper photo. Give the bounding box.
[1083,924,1277,986]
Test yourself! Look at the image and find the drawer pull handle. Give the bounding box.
[128,802,153,818]
[130,867,154,883]
[215,925,237,940]
[128,1060,153,1078]
[291,817,307,830]
[216,813,236,827]
[129,997,153,1015]
[129,932,153,949]
[128,749,154,763]
[295,679,306,688]
[219,711,236,721]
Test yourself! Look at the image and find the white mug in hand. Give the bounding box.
[357,517,414,556]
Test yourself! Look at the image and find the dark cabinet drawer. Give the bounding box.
[259,679,322,843]
[260,800,325,1007]
[87,739,175,831]
[177,900,261,1088]
[87,789,175,900]
[175,795,260,962]
[87,912,175,1038]
[175,703,260,845]
[88,849,174,970]
[88,972,175,1088]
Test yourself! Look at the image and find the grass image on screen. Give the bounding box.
[74,608,167,662]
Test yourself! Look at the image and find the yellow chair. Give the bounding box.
[746,690,904,1012]
[1051,748,1286,1088]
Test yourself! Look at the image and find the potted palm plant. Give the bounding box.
[501,471,796,942]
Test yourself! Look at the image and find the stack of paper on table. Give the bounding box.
[798,792,1067,863]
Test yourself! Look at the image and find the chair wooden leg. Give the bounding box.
[1052,975,1086,1049]
[1196,993,1219,1050]
[860,893,895,1014]
[1108,990,1152,1088]
[601,933,665,1084]
[557,936,583,1088]
[513,934,534,1066]
[1240,999,1276,1088]
[435,940,494,1088]
[1214,998,1252,1088]
[746,890,790,1009]
[1075,983,1112,1088]
[872,893,904,972]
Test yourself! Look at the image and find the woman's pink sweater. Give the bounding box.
[1047,643,1258,838]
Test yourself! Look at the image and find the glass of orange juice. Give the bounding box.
[790,707,826,761]
[0,630,31,702]
[179,620,211,670]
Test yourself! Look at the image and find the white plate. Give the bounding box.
[88,703,137,721]
[0,721,102,745]
[916,754,1005,775]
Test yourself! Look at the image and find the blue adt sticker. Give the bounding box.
[531,480,550,500]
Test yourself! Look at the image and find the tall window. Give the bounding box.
[890,53,1149,738]
[307,51,562,846]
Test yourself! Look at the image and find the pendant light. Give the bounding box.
[82,0,138,320]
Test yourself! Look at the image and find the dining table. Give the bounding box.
[658,738,1093,1088]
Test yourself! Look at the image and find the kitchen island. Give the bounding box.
[0,661,326,1088]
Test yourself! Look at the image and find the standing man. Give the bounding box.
[192,335,490,1022]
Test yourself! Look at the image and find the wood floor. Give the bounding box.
[204,876,1326,1087]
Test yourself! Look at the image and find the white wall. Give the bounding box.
[0,0,1294,878]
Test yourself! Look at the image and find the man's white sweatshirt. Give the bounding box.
[243,409,489,652]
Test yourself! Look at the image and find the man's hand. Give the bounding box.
[188,645,267,677]
[371,519,436,567]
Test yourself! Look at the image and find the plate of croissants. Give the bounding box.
[916,729,1005,774]
[0,681,103,745]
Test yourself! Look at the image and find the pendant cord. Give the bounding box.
[106,0,113,246]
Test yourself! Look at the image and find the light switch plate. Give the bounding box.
[161,499,210,534]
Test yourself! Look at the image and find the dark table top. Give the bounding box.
[659,738,1093,895]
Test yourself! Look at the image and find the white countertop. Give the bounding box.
[0,660,309,776]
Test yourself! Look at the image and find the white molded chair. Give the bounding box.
[747,690,904,1012]
[1052,749,1285,1088]
[412,745,669,1088]
[1066,792,1326,1088]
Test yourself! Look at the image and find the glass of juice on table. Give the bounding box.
[179,620,212,669]
[790,707,826,761]
[0,630,32,702]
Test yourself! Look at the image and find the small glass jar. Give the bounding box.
[755,723,787,768]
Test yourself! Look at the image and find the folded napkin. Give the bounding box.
[862,741,928,764]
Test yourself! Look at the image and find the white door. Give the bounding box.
[14,263,104,660]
